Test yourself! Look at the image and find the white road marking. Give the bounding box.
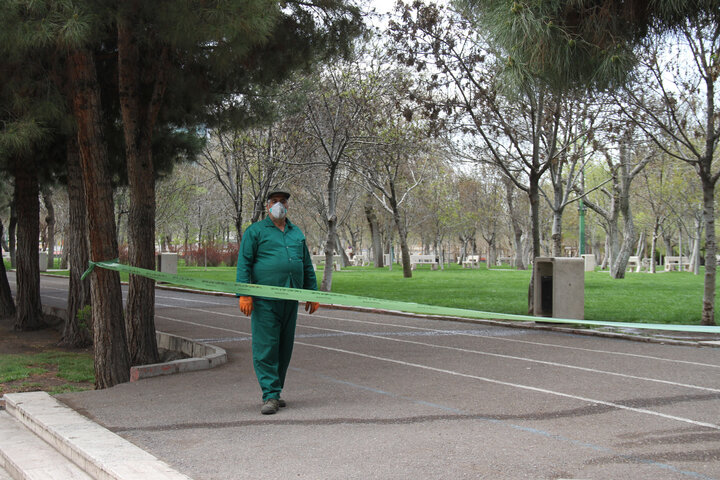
[153,302,720,392]
[295,341,720,431]
[152,310,720,431]
[309,312,720,370]
[298,323,720,393]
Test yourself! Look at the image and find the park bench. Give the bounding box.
[627,256,640,271]
[462,255,481,268]
[311,254,342,271]
[664,256,690,271]
[352,254,369,266]
[497,256,514,267]
[410,254,439,270]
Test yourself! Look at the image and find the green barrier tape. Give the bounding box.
[81,260,720,334]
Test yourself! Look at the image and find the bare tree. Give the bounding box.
[299,67,371,290]
[619,18,720,325]
[582,131,653,279]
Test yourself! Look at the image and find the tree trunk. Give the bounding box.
[701,177,717,326]
[487,236,497,268]
[650,218,659,274]
[607,220,621,276]
[690,217,702,275]
[336,236,350,267]
[635,231,645,273]
[527,172,541,314]
[321,217,337,291]
[42,188,56,270]
[13,158,45,331]
[9,202,16,268]
[321,166,339,291]
[61,138,92,348]
[118,10,167,366]
[0,219,16,317]
[395,214,412,278]
[504,180,525,270]
[389,182,412,278]
[601,234,610,270]
[551,209,563,257]
[68,47,130,388]
[364,196,383,267]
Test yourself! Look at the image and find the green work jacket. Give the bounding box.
[236,216,317,296]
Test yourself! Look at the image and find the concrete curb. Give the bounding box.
[40,305,228,382]
[2,392,193,480]
[130,332,227,382]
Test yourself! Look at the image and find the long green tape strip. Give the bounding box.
[81,260,720,334]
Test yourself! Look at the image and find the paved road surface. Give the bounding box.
[14,273,720,479]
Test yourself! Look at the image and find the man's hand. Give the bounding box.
[238,296,253,316]
[305,301,320,314]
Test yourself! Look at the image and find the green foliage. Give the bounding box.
[454,0,720,91]
[76,304,92,333]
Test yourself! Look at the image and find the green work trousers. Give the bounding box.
[251,298,298,401]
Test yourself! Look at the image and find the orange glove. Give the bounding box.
[238,296,253,316]
[305,302,320,314]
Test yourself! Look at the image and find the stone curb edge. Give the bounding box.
[40,304,228,381]
[130,332,227,382]
[2,391,192,480]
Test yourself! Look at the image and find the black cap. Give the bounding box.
[267,190,290,200]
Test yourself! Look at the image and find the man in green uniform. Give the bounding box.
[236,191,320,415]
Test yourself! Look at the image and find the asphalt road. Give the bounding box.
[15,273,720,479]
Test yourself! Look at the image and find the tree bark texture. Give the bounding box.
[0,219,16,317]
[68,47,130,388]
[13,158,45,330]
[321,166,339,292]
[527,172,541,314]
[42,188,55,270]
[388,180,412,279]
[61,138,92,348]
[364,196,383,267]
[504,179,525,270]
[9,203,16,268]
[701,174,717,326]
[118,9,168,365]
[650,218,659,274]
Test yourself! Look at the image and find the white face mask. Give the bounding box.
[269,202,287,220]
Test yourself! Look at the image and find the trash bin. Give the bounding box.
[533,257,584,320]
[38,252,48,272]
[156,252,178,275]
[581,254,596,272]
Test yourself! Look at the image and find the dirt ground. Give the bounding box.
[0,315,95,395]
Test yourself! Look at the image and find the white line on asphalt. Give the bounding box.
[153,310,720,431]
[294,340,720,431]
[308,312,720,370]
[297,323,720,393]
[42,276,720,368]
[153,302,720,391]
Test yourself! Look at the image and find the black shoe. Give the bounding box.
[261,398,280,415]
[278,397,286,408]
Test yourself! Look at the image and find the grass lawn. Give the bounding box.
[0,350,94,395]
[36,262,714,325]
